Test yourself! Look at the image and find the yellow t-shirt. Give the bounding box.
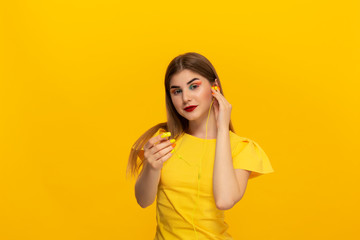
[146,128,274,240]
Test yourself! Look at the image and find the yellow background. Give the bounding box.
[1,0,359,239]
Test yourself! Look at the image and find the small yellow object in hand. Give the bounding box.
[161,132,171,138]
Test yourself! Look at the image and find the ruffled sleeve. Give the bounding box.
[232,138,274,179]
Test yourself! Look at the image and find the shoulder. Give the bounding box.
[229,131,267,156]
[229,130,249,141]
[229,131,252,148]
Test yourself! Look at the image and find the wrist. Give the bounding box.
[217,126,229,134]
[144,160,161,173]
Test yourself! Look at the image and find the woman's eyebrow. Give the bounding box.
[170,78,200,89]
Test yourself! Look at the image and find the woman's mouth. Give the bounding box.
[184,105,198,112]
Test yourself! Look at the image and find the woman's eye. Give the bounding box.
[190,84,199,90]
[172,84,198,95]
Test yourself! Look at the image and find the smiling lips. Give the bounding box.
[184,105,198,112]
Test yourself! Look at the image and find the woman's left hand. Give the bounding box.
[211,80,232,130]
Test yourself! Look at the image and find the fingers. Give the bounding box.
[144,131,171,150]
[144,131,176,162]
[158,147,174,163]
[211,84,221,96]
[211,85,224,106]
[211,84,230,108]
[149,136,175,156]
[152,142,175,162]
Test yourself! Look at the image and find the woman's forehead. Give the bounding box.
[170,70,207,85]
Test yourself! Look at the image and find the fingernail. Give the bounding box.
[170,139,176,143]
[214,86,218,90]
[172,143,176,148]
[212,92,214,95]
[161,132,171,138]
[170,149,175,154]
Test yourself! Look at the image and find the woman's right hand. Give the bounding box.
[143,132,176,171]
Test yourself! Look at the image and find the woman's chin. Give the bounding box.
[181,112,195,120]
[182,111,202,121]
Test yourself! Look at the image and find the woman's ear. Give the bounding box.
[214,79,221,91]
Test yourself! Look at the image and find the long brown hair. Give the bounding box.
[126,52,235,179]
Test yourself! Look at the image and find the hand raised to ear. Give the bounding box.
[211,79,231,130]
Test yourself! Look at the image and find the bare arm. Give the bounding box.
[135,162,161,208]
[210,85,251,210]
[213,128,242,210]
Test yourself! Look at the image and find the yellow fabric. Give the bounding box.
[148,128,274,240]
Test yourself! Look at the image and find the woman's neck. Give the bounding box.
[187,108,217,139]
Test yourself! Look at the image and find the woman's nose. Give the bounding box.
[182,89,192,102]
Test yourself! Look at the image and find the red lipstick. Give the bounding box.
[184,105,197,112]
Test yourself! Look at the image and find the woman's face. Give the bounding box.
[169,69,213,121]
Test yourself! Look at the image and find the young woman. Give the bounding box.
[127,52,274,240]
